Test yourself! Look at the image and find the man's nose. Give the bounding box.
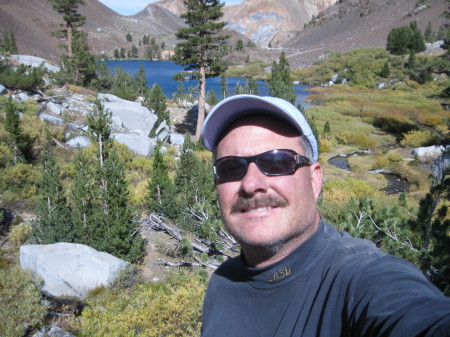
[239,162,269,195]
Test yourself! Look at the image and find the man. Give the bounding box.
[199,94,450,337]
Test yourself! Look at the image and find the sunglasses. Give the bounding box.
[213,149,311,182]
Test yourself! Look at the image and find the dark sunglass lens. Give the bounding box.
[258,150,296,175]
[215,157,248,181]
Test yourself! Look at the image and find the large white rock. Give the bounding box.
[170,132,185,146]
[112,132,157,156]
[66,136,91,148]
[156,120,170,143]
[98,93,157,135]
[412,145,445,158]
[46,102,63,115]
[0,84,6,94]
[20,243,129,299]
[40,113,64,125]
[10,55,60,73]
[432,149,450,184]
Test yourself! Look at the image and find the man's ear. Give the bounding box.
[309,162,323,200]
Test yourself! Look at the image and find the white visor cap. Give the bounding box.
[200,94,318,162]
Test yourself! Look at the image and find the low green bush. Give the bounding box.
[400,130,438,147]
[0,263,47,336]
[334,131,377,148]
[0,163,39,208]
[0,63,45,92]
[322,178,377,203]
[8,222,32,245]
[78,272,206,337]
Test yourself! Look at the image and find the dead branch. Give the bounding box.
[157,258,217,270]
[139,213,237,265]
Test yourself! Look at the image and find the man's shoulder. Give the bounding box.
[321,221,385,259]
[320,221,434,289]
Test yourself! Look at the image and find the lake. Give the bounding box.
[103,60,311,108]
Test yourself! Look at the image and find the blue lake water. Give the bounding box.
[103,60,311,108]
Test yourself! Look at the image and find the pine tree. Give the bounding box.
[323,120,331,135]
[4,98,27,165]
[92,62,114,91]
[174,135,217,236]
[63,30,96,86]
[248,78,259,95]
[380,61,390,78]
[409,21,426,54]
[235,39,244,51]
[147,143,177,218]
[234,81,242,95]
[112,66,137,100]
[144,83,169,127]
[90,146,145,262]
[386,22,426,55]
[207,89,218,106]
[87,98,112,165]
[173,0,230,141]
[49,0,86,57]
[134,65,147,96]
[414,152,450,295]
[1,26,18,53]
[70,148,96,244]
[220,74,228,99]
[131,44,138,58]
[33,145,73,244]
[424,22,435,43]
[269,51,296,104]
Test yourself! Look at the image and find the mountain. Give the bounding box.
[153,0,188,17]
[223,0,338,47]
[0,0,447,69]
[283,0,449,68]
[0,0,184,63]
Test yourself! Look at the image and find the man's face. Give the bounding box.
[215,116,322,262]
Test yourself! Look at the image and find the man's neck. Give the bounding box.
[242,213,320,268]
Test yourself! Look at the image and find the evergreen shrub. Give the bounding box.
[0,263,47,336]
[0,63,45,91]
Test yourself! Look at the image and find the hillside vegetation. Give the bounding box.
[1,40,450,336]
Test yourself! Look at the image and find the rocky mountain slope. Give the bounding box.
[0,0,448,69]
[223,0,337,47]
[283,0,449,68]
[0,0,184,63]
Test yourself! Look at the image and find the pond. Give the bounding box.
[102,60,312,107]
[328,153,411,194]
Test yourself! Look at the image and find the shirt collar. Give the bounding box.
[241,220,328,288]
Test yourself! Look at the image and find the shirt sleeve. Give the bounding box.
[346,255,450,337]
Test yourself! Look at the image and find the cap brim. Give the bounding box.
[200,94,318,162]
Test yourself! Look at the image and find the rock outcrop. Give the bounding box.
[20,242,129,299]
[223,0,337,47]
[10,55,60,73]
[98,93,157,136]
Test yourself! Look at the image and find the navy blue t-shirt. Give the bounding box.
[202,221,450,337]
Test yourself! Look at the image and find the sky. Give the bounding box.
[98,0,243,16]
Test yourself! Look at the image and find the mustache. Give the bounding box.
[231,194,288,214]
